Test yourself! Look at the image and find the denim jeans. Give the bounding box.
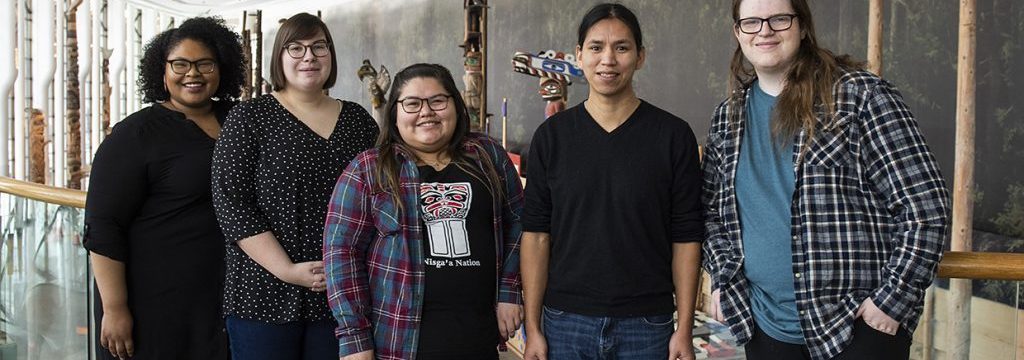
[225,316,338,360]
[542,306,674,359]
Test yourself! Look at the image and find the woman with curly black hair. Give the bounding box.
[84,16,244,360]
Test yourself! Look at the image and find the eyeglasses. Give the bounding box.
[283,41,331,59]
[166,59,217,75]
[397,94,451,114]
[736,14,798,34]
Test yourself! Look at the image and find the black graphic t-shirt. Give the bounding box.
[415,163,498,359]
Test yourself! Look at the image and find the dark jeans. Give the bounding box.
[225,316,337,360]
[745,318,911,360]
[542,306,674,359]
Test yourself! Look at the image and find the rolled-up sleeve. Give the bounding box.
[83,123,148,262]
[670,122,704,243]
[522,125,551,233]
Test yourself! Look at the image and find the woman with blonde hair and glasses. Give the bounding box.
[702,0,950,359]
[324,63,524,360]
[211,12,377,359]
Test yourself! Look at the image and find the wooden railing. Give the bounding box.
[0,176,86,208]
[937,251,1024,281]
[1,177,1024,280]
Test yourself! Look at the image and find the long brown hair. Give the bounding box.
[729,0,863,145]
[375,63,504,212]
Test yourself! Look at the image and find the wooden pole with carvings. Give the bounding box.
[949,0,976,359]
[241,11,252,100]
[867,0,883,76]
[102,51,111,135]
[29,109,46,184]
[461,0,487,131]
[66,0,84,189]
[255,10,263,96]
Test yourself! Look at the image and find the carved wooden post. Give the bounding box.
[255,10,263,96]
[29,109,46,184]
[949,0,976,359]
[66,0,84,189]
[461,0,487,131]
[102,51,111,135]
[241,11,252,100]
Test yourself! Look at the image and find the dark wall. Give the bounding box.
[303,0,1023,241]
[248,1,467,113]
[486,1,873,149]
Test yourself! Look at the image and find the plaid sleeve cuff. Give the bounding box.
[498,285,523,305]
[338,332,374,357]
[871,280,919,324]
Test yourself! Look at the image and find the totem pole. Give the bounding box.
[461,0,487,131]
[240,11,252,100]
[29,109,46,184]
[511,50,583,118]
[356,59,390,127]
[102,49,112,135]
[66,0,84,189]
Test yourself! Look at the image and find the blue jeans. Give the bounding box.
[225,316,338,360]
[542,306,674,359]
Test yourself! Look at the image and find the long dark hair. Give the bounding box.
[729,0,863,146]
[375,63,504,211]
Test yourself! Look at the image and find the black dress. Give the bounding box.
[84,102,233,359]
[211,95,378,324]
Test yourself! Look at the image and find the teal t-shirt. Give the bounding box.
[735,82,803,344]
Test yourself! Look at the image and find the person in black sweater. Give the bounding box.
[84,17,244,360]
[211,13,378,360]
[520,4,703,360]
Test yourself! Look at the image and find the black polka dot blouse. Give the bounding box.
[211,94,379,323]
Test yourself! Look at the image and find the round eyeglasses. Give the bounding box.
[736,14,797,34]
[397,95,452,114]
[166,59,217,75]
[284,41,331,59]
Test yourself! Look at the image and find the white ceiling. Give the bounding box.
[125,0,294,17]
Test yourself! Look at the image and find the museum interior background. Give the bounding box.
[1,0,1022,359]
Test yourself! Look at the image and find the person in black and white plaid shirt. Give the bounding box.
[701,1,951,359]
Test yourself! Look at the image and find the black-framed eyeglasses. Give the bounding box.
[736,14,798,34]
[166,59,217,75]
[283,41,331,59]
[397,94,451,114]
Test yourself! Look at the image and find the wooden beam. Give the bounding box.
[867,0,884,75]
[937,252,1024,280]
[949,0,977,358]
[921,286,934,360]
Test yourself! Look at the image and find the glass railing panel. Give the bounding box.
[0,192,89,360]
[911,280,1022,359]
